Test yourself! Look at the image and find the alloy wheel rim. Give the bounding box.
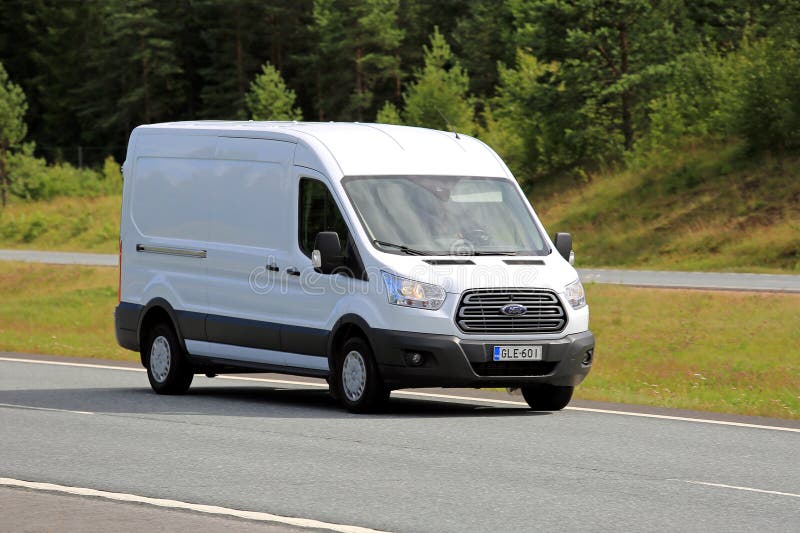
[150,336,171,383]
[342,350,367,402]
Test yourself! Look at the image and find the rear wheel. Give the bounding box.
[144,323,194,394]
[520,384,573,411]
[334,337,388,413]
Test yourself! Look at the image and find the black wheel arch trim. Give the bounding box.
[327,314,376,369]
[138,298,197,354]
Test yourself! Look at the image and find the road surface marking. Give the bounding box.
[217,374,327,387]
[0,356,143,372]
[0,478,392,533]
[0,402,94,415]
[394,389,525,405]
[1,356,799,433]
[562,406,800,433]
[681,480,800,499]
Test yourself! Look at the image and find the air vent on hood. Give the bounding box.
[423,259,475,265]
[503,259,545,265]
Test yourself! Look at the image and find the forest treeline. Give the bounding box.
[1,0,799,192]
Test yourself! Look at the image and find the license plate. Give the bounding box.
[493,345,543,361]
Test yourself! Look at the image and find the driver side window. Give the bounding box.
[298,178,350,257]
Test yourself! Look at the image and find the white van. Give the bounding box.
[115,121,594,412]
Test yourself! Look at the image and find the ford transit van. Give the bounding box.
[115,122,594,412]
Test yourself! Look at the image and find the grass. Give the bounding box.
[0,261,130,360]
[0,195,120,253]
[577,283,800,419]
[534,141,800,273]
[0,261,798,419]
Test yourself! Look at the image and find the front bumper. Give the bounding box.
[371,329,594,389]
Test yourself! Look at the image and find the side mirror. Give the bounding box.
[553,232,574,265]
[313,231,345,274]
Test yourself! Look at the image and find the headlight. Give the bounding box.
[565,279,586,309]
[381,271,446,310]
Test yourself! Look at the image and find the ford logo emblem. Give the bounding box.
[500,304,527,316]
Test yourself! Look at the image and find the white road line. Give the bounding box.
[0,478,392,533]
[0,402,94,415]
[394,389,524,406]
[0,356,144,372]
[681,480,800,499]
[563,406,800,433]
[2,356,799,433]
[219,374,326,387]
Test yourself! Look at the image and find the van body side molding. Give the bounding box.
[185,340,329,372]
[136,244,207,259]
[202,313,328,356]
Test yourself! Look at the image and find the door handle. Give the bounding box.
[266,262,279,272]
[286,267,301,276]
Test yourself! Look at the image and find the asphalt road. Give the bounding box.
[0,249,118,267]
[3,248,800,292]
[1,355,798,532]
[578,268,800,292]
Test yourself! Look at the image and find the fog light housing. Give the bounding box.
[404,351,425,366]
[582,349,593,366]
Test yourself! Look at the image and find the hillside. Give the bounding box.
[535,142,800,273]
[0,196,120,253]
[1,142,798,274]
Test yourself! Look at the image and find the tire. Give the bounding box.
[334,337,388,413]
[520,384,574,411]
[144,323,194,395]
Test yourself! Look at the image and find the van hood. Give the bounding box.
[376,254,580,295]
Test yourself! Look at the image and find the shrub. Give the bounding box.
[736,41,800,152]
[636,39,800,160]
[7,147,122,201]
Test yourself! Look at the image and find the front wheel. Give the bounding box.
[334,337,388,413]
[144,323,194,394]
[521,384,574,411]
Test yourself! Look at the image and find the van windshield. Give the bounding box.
[341,176,549,256]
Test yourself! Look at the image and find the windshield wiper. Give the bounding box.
[373,240,432,256]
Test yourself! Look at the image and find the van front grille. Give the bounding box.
[456,289,566,334]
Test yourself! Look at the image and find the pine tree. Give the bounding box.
[25,0,103,163]
[0,0,37,145]
[72,0,184,158]
[397,0,469,80]
[452,2,516,99]
[246,63,302,121]
[308,0,349,120]
[197,0,312,120]
[198,0,268,119]
[0,62,28,207]
[509,0,691,153]
[401,28,475,135]
[310,0,404,121]
[376,101,402,124]
[351,0,404,121]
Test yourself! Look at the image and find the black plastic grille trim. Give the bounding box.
[502,259,545,265]
[423,259,475,265]
[470,361,558,377]
[456,288,567,334]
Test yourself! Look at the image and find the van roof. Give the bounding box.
[135,121,510,178]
